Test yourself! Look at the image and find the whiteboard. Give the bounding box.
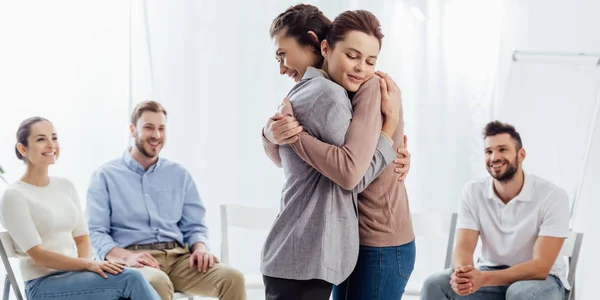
[495,51,600,221]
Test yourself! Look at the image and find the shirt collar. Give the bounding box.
[122,148,161,174]
[301,66,329,81]
[486,172,533,202]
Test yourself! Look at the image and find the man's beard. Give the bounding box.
[488,154,519,182]
[135,137,160,159]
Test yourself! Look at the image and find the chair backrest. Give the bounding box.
[220,204,279,264]
[562,231,583,300]
[0,232,16,259]
[411,212,457,269]
[0,231,24,300]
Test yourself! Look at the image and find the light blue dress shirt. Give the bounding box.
[86,150,209,260]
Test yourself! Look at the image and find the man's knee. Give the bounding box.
[506,279,564,300]
[423,269,453,291]
[506,281,532,300]
[218,265,245,289]
[138,267,174,300]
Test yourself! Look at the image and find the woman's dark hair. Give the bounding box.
[15,117,50,161]
[326,10,384,50]
[270,4,332,57]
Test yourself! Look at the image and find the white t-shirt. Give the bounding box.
[0,177,89,281]
[457,172,570,289]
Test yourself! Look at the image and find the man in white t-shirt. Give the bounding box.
[421,121,569,300]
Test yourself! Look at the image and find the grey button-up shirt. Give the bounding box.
[260,67,396,285]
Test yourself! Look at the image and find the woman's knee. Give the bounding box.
[118,268,146,281]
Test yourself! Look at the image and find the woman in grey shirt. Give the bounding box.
[260,5,409,300]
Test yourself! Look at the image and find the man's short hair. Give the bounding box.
[131,101,167,125]
[482,121,523,150]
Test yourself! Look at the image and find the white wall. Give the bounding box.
[0,1,130,297]
[0,1,598,299]
[0,1,130,196]
[496,1,600,299]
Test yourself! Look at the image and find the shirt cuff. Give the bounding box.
[187,235,210,252]
[376,135,396,165]
[97,241,120,261]
[457,222,479,231]
[380,131,394,145]
[539,228,569,238]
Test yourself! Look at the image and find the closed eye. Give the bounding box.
[277,52,286,62]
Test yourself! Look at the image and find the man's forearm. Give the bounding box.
[105,247,134,264]
[482,260,549,286]
[451,249,475,270]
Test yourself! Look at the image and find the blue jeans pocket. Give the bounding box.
[396,239,416,280]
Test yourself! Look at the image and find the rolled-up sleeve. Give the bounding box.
[86,171,119,260]
[178,171,210,250]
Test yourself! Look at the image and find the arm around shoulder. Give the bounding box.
[290,78,390,189]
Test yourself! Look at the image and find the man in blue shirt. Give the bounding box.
[86,101,245,300]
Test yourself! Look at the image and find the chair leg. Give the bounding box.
[3,275,10,300]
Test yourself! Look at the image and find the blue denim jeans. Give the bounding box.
[25,268,160,300]
[421,266,566,300]
[333,240,416,300]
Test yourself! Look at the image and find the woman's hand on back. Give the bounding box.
[377,71,401,137]
[376,71,402,121]
[263,98,303,145]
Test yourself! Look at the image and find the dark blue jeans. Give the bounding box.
[333,240,416,300]
[25,268,160,300]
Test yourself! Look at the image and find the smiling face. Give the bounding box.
[130,111,166,159]
[273,29,322,83]
[484,133,526,182]
[322,30,380,92]
[16,120,60,166]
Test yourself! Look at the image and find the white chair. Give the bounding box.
[563,231,584,300]
[173,292,194,299]
[220,204,280,291]
[402,215,584,300]
[404,212,457,297]
[0,231,24,300]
